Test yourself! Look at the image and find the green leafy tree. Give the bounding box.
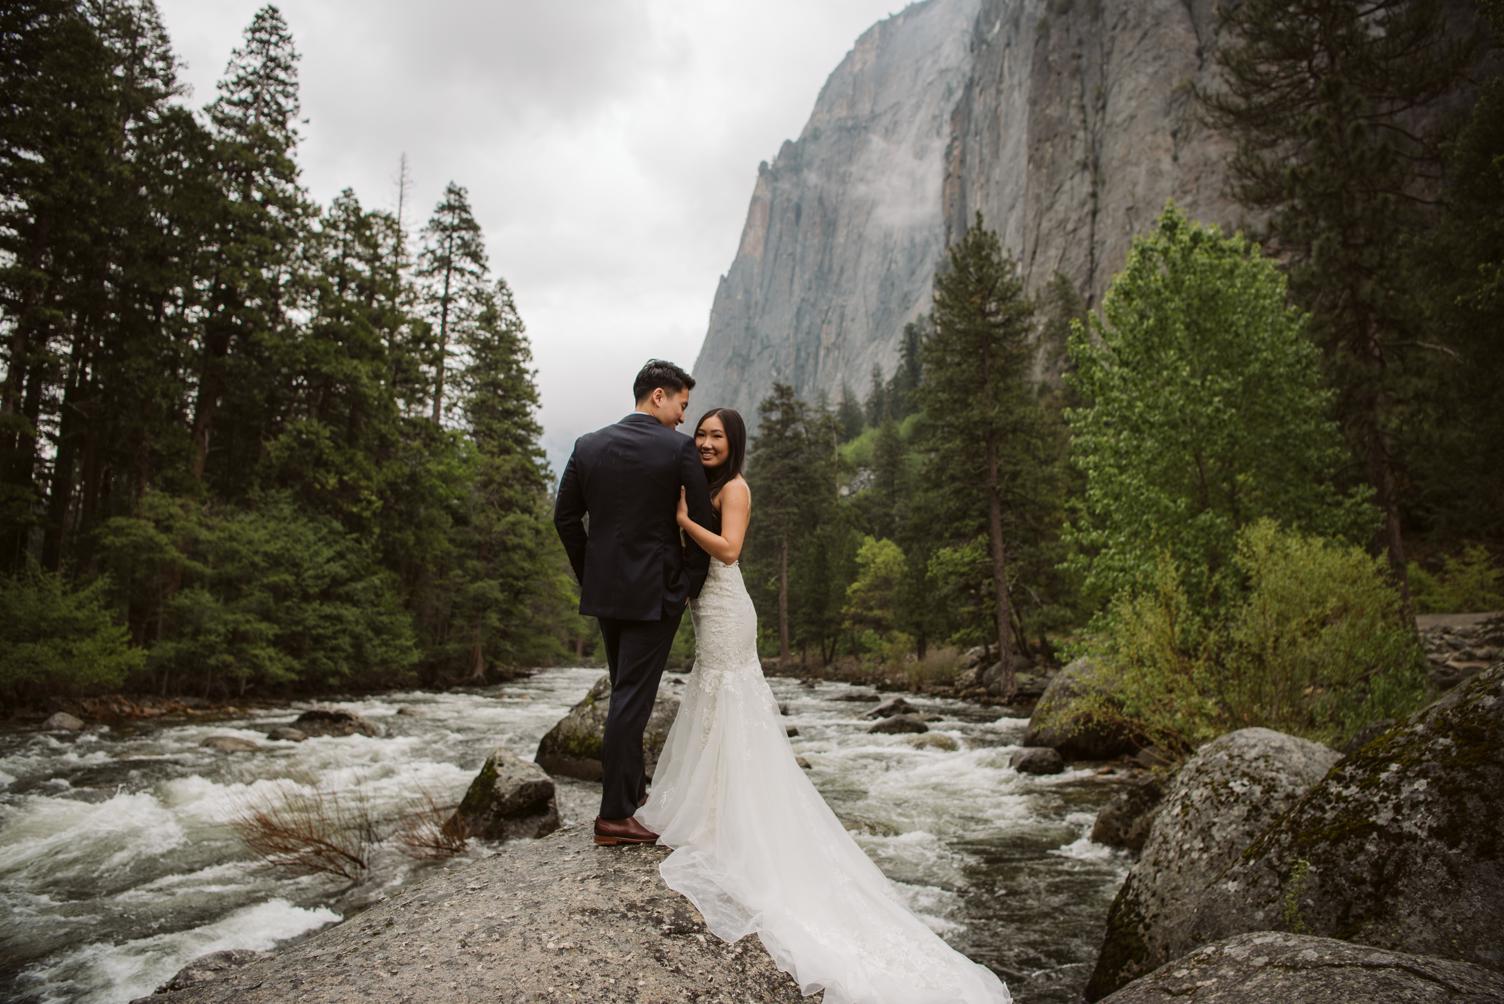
[921,212,1037,697]
[1064,203,1374,613]
[843,535,906,647]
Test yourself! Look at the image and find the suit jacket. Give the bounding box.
[553,412,714,621]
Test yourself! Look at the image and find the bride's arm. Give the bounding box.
[677,479,749,564]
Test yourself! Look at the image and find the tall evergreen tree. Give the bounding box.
[1199,0,1480,601]
[921,213,1036,698]
[416,182,489,426]
[191,3,310,495]
[747,384,833,664]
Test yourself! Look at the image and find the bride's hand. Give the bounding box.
[676,486,689,527]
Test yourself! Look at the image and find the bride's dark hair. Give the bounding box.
[694,407,746,499]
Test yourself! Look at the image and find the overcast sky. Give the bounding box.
[154,0,903,471]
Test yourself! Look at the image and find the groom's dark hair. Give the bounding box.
[633,359,695,403]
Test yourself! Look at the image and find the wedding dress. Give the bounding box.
[636,557,1012,1004]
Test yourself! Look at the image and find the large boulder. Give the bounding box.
[864,696,918,719]
[289,708,383,738]
[1185,665,1504,973]
[1087,727,1340,999]
[534,675,679,782]
[1100,931,1504,1003]
[445,747,559,842]
[1022,658,1140,760]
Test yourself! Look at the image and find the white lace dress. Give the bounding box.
[636,559,1012,1004]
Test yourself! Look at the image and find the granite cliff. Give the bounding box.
[692,0,1241,427]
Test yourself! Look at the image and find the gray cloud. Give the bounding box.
[157,0,902,473]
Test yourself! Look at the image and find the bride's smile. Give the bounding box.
[695,415,729,467]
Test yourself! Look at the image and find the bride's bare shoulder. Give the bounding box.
[724,475,750,503]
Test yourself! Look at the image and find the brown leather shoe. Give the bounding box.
[593,815,658,846]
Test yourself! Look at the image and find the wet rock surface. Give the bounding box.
[1010,746,1064,775]
[1100,931,1504,1003]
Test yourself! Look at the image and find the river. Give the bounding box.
[0,668,1130,1003]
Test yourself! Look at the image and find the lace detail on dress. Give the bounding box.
[637,560,1011,1004]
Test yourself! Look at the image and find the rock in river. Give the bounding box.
[199,736,262,753]
[868,714,929,735]
[1009,746,1065,775]
[445,746,559,842]
[42,711,85,731]
[1087,727,1340,998]
[290,708,383,738]
[1022,658,1139,760]
[1100,931,1504,1003]
[534,674,679,782]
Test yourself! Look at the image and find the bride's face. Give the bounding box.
[695,415,729,468]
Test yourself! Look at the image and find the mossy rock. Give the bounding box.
[446,746,558,842]
[1022,658,1140,760]
[1185,665,1504,973]
[1087,727,1340,999]
[1100,931,1504,1003]
[534,674,680,782]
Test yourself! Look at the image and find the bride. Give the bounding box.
[636,407,1012,1004]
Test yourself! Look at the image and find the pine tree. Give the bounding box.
[836,381,865,442]
[191,3,310,494]
[1199,0,1480,601]
[0,0,117,571]
[416,182,489,426]
[748,384,832,664]
[921,213,1035,698]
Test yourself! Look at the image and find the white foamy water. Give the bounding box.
[1,668,1130,1004]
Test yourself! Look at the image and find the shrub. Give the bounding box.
[1409,545,1504,613]
[0,565,144,702]
[1066,521,1428,761]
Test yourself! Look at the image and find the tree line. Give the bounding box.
[0,1,579,705]
[738,0,1503,749]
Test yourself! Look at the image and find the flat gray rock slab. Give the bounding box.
[135,818,807,1004]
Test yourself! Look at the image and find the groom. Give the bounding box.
[553,359,714,846]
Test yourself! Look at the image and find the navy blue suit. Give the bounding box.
[553,412,713,819]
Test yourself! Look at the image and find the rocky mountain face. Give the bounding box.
[692,0,1241,427]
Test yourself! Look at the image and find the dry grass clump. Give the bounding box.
[232,778,467,880]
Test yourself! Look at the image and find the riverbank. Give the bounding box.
[135,786,810,1004]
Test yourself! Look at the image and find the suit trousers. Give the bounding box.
[597,607,683,820]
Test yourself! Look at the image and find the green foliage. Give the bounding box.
[1069,520,1428,760]
[843,536,906,641]
[1200,0,1482,588]
[0,564,144,701]
[98,491,419,695]
[1064,203,1374,613]
[1409,546,1504,614]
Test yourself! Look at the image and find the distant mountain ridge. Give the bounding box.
[691,0,1238,427]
